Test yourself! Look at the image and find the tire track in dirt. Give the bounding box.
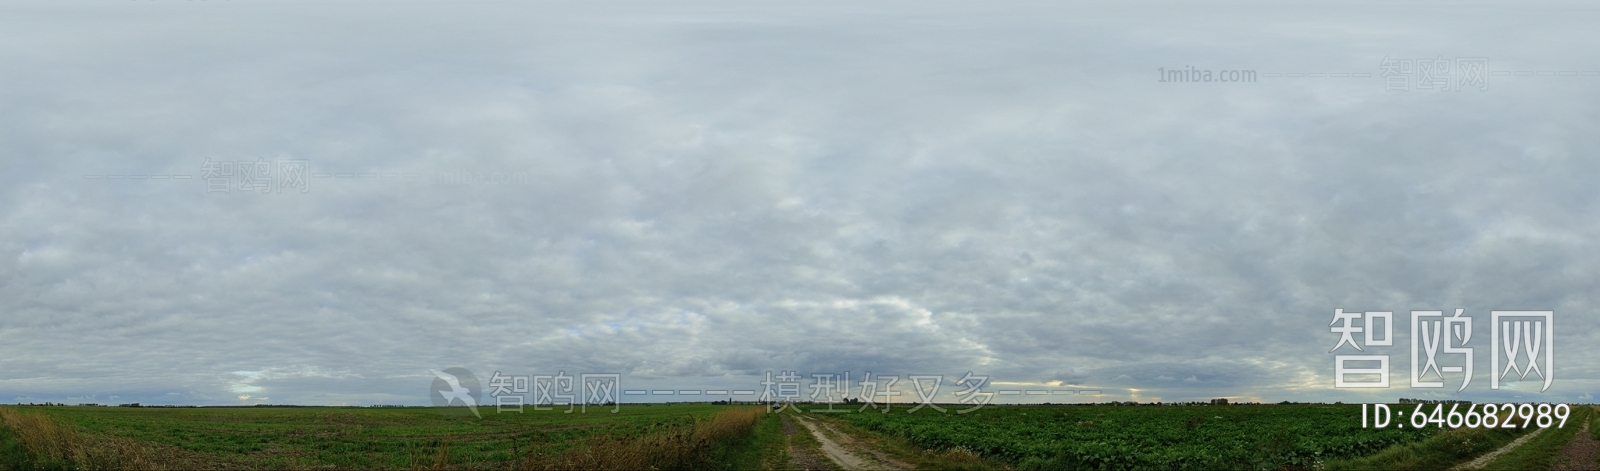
[806,416,912,470]
[1452,427,1547,470]
[1552,412,1598,471]
[781,414,833,471]
[792,414,907,470]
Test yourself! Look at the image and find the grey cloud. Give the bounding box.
[2,1,1597,406]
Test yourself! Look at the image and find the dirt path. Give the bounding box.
[805,416,913,469]
[1552,413,1599,471]
[791,415,909,470]
[781,414,833,471]
[1452,427,1547,470]
[792,415,871,469]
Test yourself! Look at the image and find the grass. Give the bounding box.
[0,404,774,470]
[0,406,199,470]
[703,410,791,470]
[1481,405,1597,471]
[519,406,767,470]
[5,402,1586,470]
[780,410,833,471]
[1324,406,1538,471]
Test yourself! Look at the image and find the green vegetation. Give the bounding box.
[2,402,1587,470]
[705,409,790,470]
[1325,404,1571,471]
[1480,405,1596,471]
[837,403,1441,470]
[0,404,779,470]
[1323,420,1526,470]
[779,412,833,471]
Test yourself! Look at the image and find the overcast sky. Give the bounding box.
[1,0,1597,407]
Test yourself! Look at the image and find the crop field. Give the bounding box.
[834,403,1431,469]
[822,403,1597,471]
[1,402,1594,470]
[0,404,776,470]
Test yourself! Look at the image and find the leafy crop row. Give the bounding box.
[840,404,1435,470]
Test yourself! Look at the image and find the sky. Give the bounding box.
[1,0,1597,408]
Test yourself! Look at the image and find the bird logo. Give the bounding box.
[429,367,482,419]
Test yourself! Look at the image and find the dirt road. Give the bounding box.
[780,414,833,471]
[1552,412,1599,471]
[790,414,910,470]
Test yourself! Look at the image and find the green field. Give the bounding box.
[818,403,1593,471]
[0,403,775,470]
[0,403,1591,470]
[835,403,1440,469]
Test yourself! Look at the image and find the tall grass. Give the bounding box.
[0,407,186,470]
[520,406,766,470]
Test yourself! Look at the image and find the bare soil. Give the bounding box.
[802,416,912,470]
[791,416,870,470]
[1552,417,1599,471]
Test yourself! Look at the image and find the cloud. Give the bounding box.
[0,0,1596,406]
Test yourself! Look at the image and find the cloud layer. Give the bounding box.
[1,0,1597,406]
